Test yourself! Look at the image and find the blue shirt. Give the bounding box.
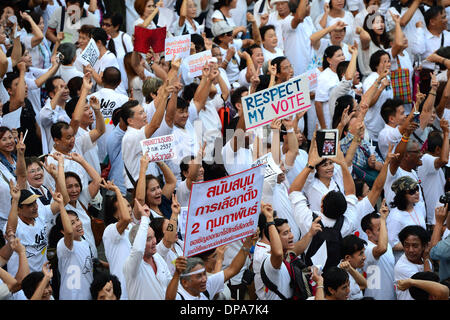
[106,125,126,195]
[430,234,450,281]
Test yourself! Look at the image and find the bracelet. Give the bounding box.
[286,128,294,133]
[316,286,324,289]
[401,135,409,143]
[266,221,275,227]
[429,91,436,96]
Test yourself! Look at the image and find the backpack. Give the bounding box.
[260,252,313,300]
[305,212,345,272]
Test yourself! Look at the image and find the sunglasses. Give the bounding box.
[223,31,232,37]
[407,187,419,195]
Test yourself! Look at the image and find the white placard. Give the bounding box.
[2,107,22,129]
[178,207,189,240]
[140,134,176,162]
[165,35,191,61]
[79,38,100,67]
[251,152,282,179]
[183,165,265,257]
[241,74,311,130]
[185,50,212,78]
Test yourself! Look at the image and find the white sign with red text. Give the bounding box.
[185,50,212,78]
[183,166,265,257]
[164,35,191,62]
[140,134,175,162]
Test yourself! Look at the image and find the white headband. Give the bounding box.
[180,268,205,278]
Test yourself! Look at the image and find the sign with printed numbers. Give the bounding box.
[79,38,100,67]
[165,35,191,61]
[183,165,264,257]
[140,134,176,162]
[251,152,283,180]
[241,74,311,130]
[185,50,212,78]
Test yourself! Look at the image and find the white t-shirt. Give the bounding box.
[315,67,340,129]
[102,222,133,300]
[314,11,355,45]
[260,256,292,300]
[262,46,284,63]
[363,240,396,300]
[219,39,243,83]
[384,166,424,211]
[253,241,271,300]
[378,124,402,160]
[75,127,100,175]
[176,271,225,300]
[57,65,84,84]
[221,139,253,176]
[362,72,394,141]
[156,239,184,275]
[417,153,445,225]
[57,237,94,300]
[4,205,53,277]
[355,196,375,242]
[394,253,431,300]
[0,162,16,230]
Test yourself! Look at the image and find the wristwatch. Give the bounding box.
[306,163,314,170]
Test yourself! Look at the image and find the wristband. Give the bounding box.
[429,91,436,96]
[286,128,294,133]
[401,135,409,143]
[266,221,275,227]
[307,163,315,170]
[316,286,324,289]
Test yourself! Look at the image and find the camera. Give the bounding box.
[439,192,450,204]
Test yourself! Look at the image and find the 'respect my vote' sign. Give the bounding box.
[183,165,265,257]
[242,74,311,130]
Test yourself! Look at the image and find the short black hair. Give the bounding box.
[410,271,441,300]
[380,98,404,124]
[340,234,367,259]
[427,131,443,153]
[176,97,189,110]
[58,42,77,65]
[65,96,81,119]
[3,72,19,90]
[68,76,83,98]
[398,225,430,247]
[91,27,108,46]
[120,100,140,126]
[21,271,45,299]
[336,61,350,81]
[90,272,122,300]
[361,212,380,234]
[230,86,248,109]
[323,45,342,70]
[103,12,123,27]
[274,217,289,237]
[102,67,122,87]
[259,24,276,41]
[149,217,166,243]
[50,121,70,140]
[191,33,205,53]
[322,191,347,220]
[323,266,349,296]
[332,94,355,129]
[370,50,390,72]
[424,5,445,28]
[180,155,195,181]
[182,83,199,102]
[45,76,63,95]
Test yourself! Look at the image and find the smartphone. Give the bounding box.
[316,129,339,158]
[56,52,64,64]
[413,112,420,125]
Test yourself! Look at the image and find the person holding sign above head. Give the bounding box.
[289,132,359,272]
[165,232,257,300]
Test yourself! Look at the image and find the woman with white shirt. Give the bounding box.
[387,176,427,262]
[123,52,147,104]
[133,0,162,30]
[259,25,284,62]
[315,45,346,129]
[315,0,355,45]
[212,0,238,27]
[21,11,51,70]
[171,0,201,36]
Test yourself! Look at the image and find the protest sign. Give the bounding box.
[2,107,22,130]
[79,38,100,66]
[165,35,191,61]
[134,26,166,54]
[185,50,212,78]
[140,134,175,162]
[303,69,318,92]
[241,74,311,130]
[178,207,189,240]
[183,165,264,257]
[251,152,282,179]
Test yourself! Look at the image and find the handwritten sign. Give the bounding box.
[251,152,282,179]
[241,74,311,130]
[183,166,264,257]
[165,35,191,61]
[303,69,318,92]
[79,38,100,66]
[185,50,212,78]
[140,134,175,162]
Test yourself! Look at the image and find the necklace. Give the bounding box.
[406,207,421,226]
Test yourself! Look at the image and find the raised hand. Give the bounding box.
[261,201,274,220]
[42,261,53,279]
[175,256,187,274]
[282,115,295,130]
[396,279,412,291]
[379,198,389,220]
[9,237,25,254]
[134,198,150,218]
[308,130,323,167]
[89,96,100,111]
[385,144,399,164]
[270,118,282,131]
[171,193,181,216]
[308,216,322,236]
[16,131,26,155]
[339,260,351,271]
[67,152,84,163]
[434,204,448,226]
[246,12,256,23]
[9,179,20,201]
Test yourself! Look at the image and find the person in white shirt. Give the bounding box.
[417,122,449,226]
[165,233,257,300]
[133,0,161,30]
[177,150,205,207]
[396,271,450,300]
[378,98,410,160]
[394,225,433,300]
[362,208,397,300]
[315,0,355,46]
[171,0,202,36]
[338,235,368,300]
[122,200,173,300]
[56,43,84,83]
[21,261,54,300]
[253,210,273,300]
[101,180,134,300]
[321,266,351,300]
[387,176,427,262]
[54,194,94,300]
[259,25,284,62]
[289,136,359,270]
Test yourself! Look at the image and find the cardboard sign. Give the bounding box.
[251,152,283,180]
[79,38,100,66]
[241,74,311,130]
[184,50,212,78]
[183,165,264,257]
[140,134,175,162]
[165,35,191,61]
[303,69,318,92]
[134,26,166,54]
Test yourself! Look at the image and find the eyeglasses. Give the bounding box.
[28,167,43,175]
[102,22,112,27]
[407,187,419,195]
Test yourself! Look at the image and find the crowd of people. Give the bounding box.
[0,0,449,301]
